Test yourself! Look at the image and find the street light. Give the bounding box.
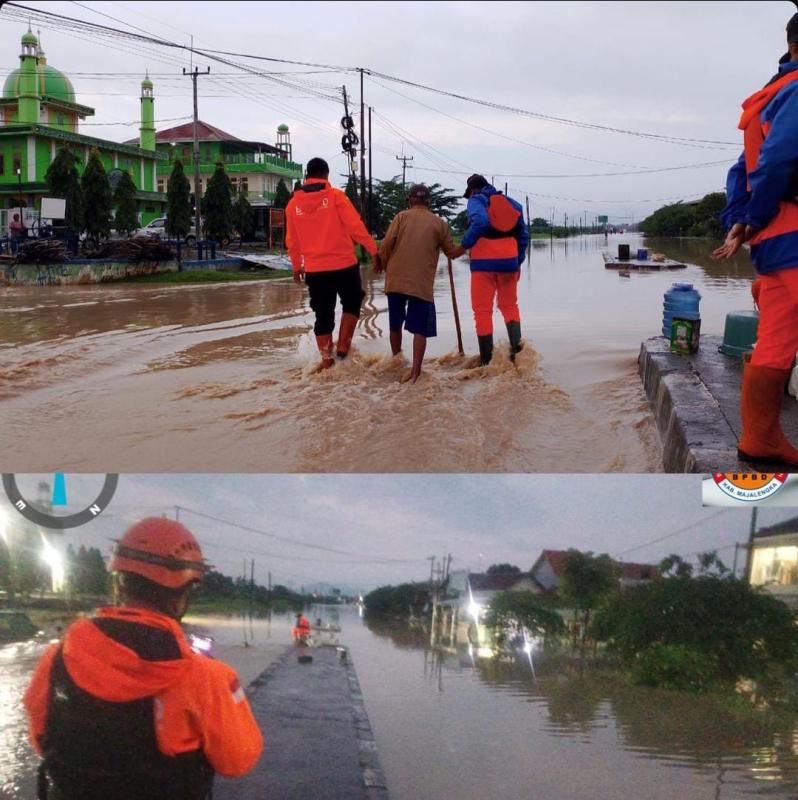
[15,165,22,213]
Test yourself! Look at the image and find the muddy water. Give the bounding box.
[346,610,798,800]
[5,608,797,800]
[0,235,756,472]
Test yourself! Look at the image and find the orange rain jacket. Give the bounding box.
[285,178,377,274]
[23,606,263,779]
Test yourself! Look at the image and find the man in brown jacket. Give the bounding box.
[377,184,461,382]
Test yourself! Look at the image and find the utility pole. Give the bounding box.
[744,507,758,583]
[368,105,373,233]
[174,506,180,522]
[359,68,367,224]
[183,65,210,244]
[396,153,414,193]
[427,555,436,585]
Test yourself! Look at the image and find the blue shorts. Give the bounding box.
[387,292,437,338]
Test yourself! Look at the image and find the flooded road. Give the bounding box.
[0,235,756,472]
[5,607,797,800]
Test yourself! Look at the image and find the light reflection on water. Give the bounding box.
[349,610,798,800]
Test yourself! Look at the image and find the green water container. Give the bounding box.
[718,310,759,357]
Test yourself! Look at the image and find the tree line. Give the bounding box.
[639,192,726,238]
[364,549,798,697]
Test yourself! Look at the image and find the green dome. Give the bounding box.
[3,62,76,103]
[141,75,153,89]
[21,31,38,46]
[277,124,289,132]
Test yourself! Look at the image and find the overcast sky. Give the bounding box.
[2,1,795,224]
[2,474,795,593]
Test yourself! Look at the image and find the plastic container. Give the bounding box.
[637,248,648,261]
[618,243,630,260]
[662,283,701,338]
[718,310,759,357]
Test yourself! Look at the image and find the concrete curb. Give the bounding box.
[342,650,390,800]
[638,335,742,472]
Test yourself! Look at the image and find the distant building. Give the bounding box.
[0,28,166,227]
[750,517,798,611]
[140,120,303,202]
[529,549,659,592]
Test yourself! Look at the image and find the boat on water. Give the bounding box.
[602,252,686,270]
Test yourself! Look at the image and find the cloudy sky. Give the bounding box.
[2,1,795,224]
[2,474,795,593]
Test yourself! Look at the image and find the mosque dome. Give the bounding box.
[3,32,77,104]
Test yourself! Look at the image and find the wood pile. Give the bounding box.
[91,237,176,262]
[16,239,68,264]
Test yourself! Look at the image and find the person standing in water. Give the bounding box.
[286,157,379,370]
[378,183,461,382]
[460,174,529,365]
[714,10,798,466]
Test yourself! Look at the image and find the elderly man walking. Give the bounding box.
[378,184,461,382]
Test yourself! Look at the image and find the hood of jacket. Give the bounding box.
[293,178,335,213]
[61,606,193,703]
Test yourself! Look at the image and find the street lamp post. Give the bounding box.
[16,166,22,213]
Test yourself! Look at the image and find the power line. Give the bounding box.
[175,506,420,564]
[4,1,740,150]
[613,509,732,559]
[366,69,739,149]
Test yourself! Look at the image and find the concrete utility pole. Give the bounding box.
[183,65,210,244]
[359,68,367,224]
[368,105,373,233]
[744,507,758,583]
[396,153,414,193]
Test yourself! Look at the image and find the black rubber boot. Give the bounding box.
[478,334,494,365]
[506,321,523,361]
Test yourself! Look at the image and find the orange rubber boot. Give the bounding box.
[738,362,798,466]
[315,334,335,370]
[336,313,358,359]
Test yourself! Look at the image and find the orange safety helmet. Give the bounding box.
[110,517,208,589]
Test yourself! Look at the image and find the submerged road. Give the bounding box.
[215,644,388,800]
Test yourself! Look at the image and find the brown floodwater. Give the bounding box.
[5,607,797,800]
[0,235,757,472]
[0,606,798,800]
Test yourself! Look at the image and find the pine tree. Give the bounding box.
[273,178,290,209]
[201,162,234,243]
[45,146,83,231]
[166,158,192,238]
[113,170,139,236]
[81,147,113,243]
[233,191,254,240]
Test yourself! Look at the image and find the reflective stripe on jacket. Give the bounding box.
[461,185,528,272]
[285,179,377,273]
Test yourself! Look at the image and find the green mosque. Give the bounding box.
[0,28,166,225]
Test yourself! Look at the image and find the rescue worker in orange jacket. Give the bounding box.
[24,518,263,800]
[714,10,798,466]
[459,174,529,365]
[286,157,379,370]
[292,613,311,642]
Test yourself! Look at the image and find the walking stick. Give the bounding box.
[447,257,464,356]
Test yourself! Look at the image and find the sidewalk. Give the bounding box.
[214,644,389,800]
[639,335,798,472]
